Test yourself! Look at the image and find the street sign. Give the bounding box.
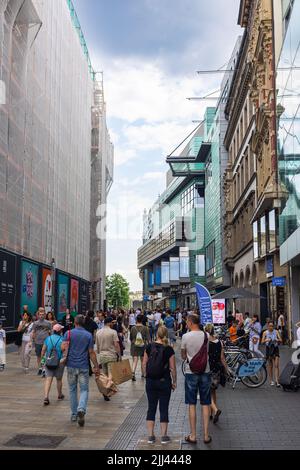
[272,277,286,287]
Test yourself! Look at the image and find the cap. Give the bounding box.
[53,324,64,332]
[104,317,113,325]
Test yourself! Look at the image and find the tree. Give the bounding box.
[106,273,130,309]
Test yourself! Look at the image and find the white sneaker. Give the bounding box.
[270,381,275,386]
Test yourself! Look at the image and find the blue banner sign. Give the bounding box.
[238,359,265,378]
[272,277,286,287]
[195,282,213,325]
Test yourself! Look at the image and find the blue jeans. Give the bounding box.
[185,373,212,406]
[67,368,89,417]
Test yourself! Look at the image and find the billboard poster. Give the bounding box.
[57,273,69,321]
[212,299,226,325]
[79,280,89,314]
[70,279,79,314]
[42,268,52,315]
[0,250,17,328]
[20,260,39,316]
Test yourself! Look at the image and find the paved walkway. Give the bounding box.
[1,343,300,450]
[106,345,300,451]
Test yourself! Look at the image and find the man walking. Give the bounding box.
[62,315,100,426]
[31,308,52,376]
[181,314,212,445]
[96,317,120,401]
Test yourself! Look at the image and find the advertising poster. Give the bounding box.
[42,268,52,315]
[70,279,79,314]
[0,250,17,328]
[20,260,39,316]
[79,280,89,314]
[212,299,226,325]
[57,273,69,321]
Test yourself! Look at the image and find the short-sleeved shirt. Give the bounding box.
[63,327,93,369]
[249,322,262,339]
[181,330,210,374]
[32,319,52,345]
[154,312,161,325]
[145,343,174,379]
[84,318,98,338]
[229,326,238,342]
[96,326,119,359]
[44,334,63,361]
[164,316,175,329]
[129,314,136,326]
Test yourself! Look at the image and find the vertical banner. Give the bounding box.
[0,250,17,328]
[195,282,213,325]
[57,273,69,321]
[70,279,79,314]
[20,260,39,316]
[212,299,226,324]
[42,268,52,315]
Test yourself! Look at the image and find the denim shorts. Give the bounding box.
[185,372,212,406]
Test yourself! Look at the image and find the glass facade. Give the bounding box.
[161,261,170,284]
[277,0,300,245]
[170,257,180,281]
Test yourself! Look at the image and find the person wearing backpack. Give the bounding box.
[143,326,177,445]
[41,324,65,406]
[130,314,150,381]
[181,313,212,445]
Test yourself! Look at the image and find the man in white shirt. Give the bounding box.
[243,312,251,333]
[154,310,161,340]
[129,311,136,330]
[181,314,211,445]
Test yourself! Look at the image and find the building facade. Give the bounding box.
[277,0,300,339]
[0,0,113,329]
[138,128,207,311]
[223,0,290,328]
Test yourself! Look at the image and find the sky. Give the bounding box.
[73,0,242,292]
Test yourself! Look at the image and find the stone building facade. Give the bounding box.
[223,0,290,331]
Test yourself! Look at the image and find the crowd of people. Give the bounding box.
[1,304,300,446]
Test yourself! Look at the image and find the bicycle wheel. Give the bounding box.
[241,365,267,388]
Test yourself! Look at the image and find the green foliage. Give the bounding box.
[106,273,130,308]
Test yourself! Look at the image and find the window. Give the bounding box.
[170,257,180,281]
[181,184,204,215]
[206,241,215,272]
[260,215,267,256]
[180,247,190,278]
[268,210,277,251]
[253,221,259,259]
[161,261,170,284]
[196,254,205,276]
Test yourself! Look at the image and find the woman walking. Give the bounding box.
[18,312,33,373]
[46,311,57,329]
[262,321,282,387]
[164,311,176,348]
[249,314,264,358]
[205,324,228,423]
[130,314,150,381]
[41,324,65,405]
[143,326,177,444]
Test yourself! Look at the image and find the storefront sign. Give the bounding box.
[272,277,286,287]
[0,250,17,327]
[212,299,226,324]
[20,260,39,316]
[195,282,213,325]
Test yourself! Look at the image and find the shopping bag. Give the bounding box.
[110,359,132,385]
[95,373,118,397]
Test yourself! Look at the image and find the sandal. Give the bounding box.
[213,409,222,424]
[43,398,50,406]
[185,435,197,444]
[204,436,212,444]
[58,394,65,400]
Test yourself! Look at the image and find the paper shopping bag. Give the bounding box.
[95,373,118,397]
[110,359,132,385]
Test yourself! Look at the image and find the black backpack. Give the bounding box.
[45,337,61,370]
[146,343,168,380]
